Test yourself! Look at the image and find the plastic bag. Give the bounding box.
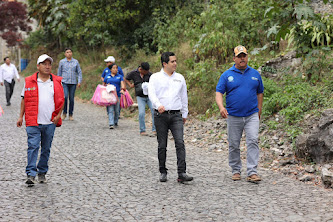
[0,105,3,117]
[91,84,118,106]
[120,90,134,108]
[142,82,149,95]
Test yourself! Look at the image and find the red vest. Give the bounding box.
[24,72,64,127]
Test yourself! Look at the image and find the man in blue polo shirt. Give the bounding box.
[216,45,264,183]
[100,56,124,81]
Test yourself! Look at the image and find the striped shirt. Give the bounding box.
[57,58,82,84]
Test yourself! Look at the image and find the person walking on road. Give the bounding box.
[101,56,124,81]
[17,54,65,185]
[101,56,124,117]
[0,57,20,106]
[125,62,156,136]
[148,52,193,183]
[215,45,264,183]
[100,56,114,81]
[57,48,82,121]
[104,63,125,129]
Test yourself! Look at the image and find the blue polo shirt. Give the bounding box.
[104,74,124,97]
[216,65,264,117]
[101,66,124,79]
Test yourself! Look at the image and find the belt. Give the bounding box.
[155,110,180,114]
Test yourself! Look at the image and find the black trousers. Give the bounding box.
[4,80,15,103]
[154,111,186,174]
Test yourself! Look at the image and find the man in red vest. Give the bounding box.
[17,54,65,185]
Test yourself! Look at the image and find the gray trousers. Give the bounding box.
[227,113,259,176]
[4,80,15,103]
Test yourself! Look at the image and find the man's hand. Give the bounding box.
[157,105,165,114]
[17,79,20,82]
[183,118,186,124]
[77,83,81,88]
[52,115,61,125]
[219,107,228,119]
[17,117,23,127]
[0,82,3,86]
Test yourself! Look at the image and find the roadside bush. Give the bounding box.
[263,76,328,123]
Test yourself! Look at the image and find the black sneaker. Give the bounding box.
[177,173,193,183]
[109,125,114,129]
[6,102,11,106]
[26,175,35,185]
[38,173,47,183]
[159,173,167,182]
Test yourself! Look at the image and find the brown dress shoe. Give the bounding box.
[232,173,241,181]
[246,174,261,182]
[61,114,67,120]
[140,132,148,136]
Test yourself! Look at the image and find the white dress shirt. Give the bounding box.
[0,63,20,83]
[148,68,188,118]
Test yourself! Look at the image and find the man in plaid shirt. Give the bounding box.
[57,48,82,121]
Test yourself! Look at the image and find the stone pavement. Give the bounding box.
[0,79,333,222]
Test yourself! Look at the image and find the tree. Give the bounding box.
[265,0,333,53]
[0,0,31,46]
[28,0,71,49]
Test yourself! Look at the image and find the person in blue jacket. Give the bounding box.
[104,64,125,129]
[215,45,264,183]
[101,56,124,81]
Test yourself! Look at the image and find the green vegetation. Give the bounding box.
[22,0,333,142]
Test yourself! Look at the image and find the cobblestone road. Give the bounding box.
[1,79,333,222]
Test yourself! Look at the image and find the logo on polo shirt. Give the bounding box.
[251,77,258,81]
[25,87,36,91]
[173,79,181,83]
[228,76,234,82]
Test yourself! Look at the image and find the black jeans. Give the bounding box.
[154,111,186,174]
[4,80,15,103]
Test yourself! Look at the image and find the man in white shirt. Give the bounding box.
[0,57,20,106]
[148,52,193,183]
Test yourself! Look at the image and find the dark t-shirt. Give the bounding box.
[126,68,152,97]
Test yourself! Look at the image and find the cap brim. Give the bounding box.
[235,52,248,56]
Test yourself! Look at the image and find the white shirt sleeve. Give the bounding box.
[0,66,3,83]
[148,74,162,109]
[13,65,19,80]
[21,83,25,97]
[180,77,189,118]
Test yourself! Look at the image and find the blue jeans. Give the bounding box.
[26,124,56,177]
[227,113,260,176]
[107,98,120,126]
[154,111,186,174]
[63,83,77,115]
[137,96,155,133]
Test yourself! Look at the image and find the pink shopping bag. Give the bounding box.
[91,84,118,106]
[120,90,134,108]
[0,105,3,117]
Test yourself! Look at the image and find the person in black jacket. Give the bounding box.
[125,62,156,136]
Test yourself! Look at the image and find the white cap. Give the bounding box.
[104,56,115,63]
[37,54,53,64]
